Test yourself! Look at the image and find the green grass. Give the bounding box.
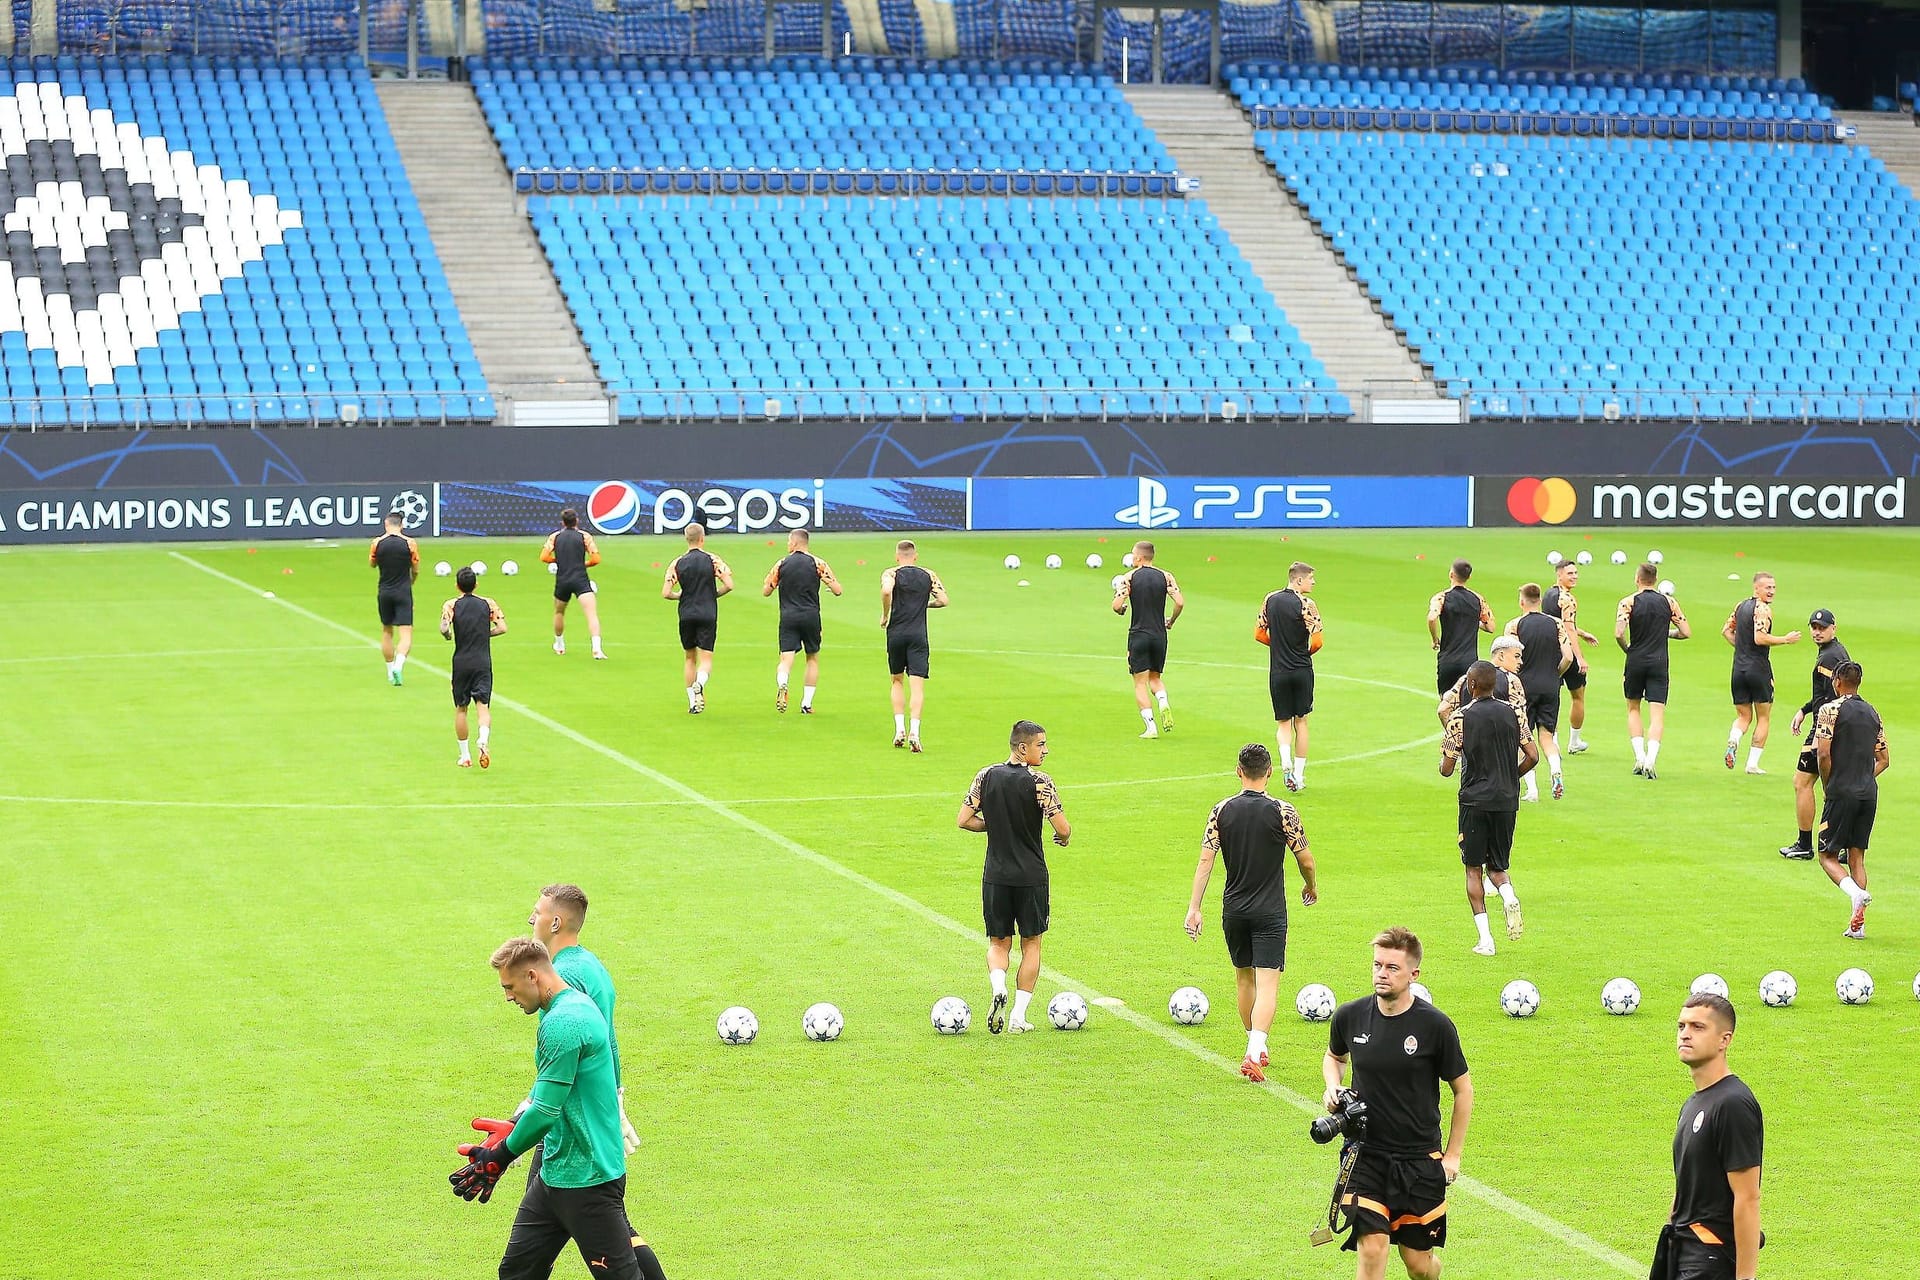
[1,527,1914,1280]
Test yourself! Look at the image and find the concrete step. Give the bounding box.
[1842,113,1920,202]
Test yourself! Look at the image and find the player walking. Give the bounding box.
[1779,608,1848,860]
[661,524,732,713]
[1427,559,1494,696]
[1506,584,1574,801]
[1436,634,1529,727]
[1657,993,1762,1280]
[1616,564,1691,780]
[1185,744,1318,1082]
[441,566,505,768]
[1112,541,1183,739]
[881,539,948,751]
[1814,661,1889,939]
[1721,572,1801,774]
[958,720,1071,1034]
[1542,559,1599,754]
[1258,561,1322,791]
[1440,662,1536,954]
[369,509,419,686]
[762,529,842,714]
[541,509,605,660]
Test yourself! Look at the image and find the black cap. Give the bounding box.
[1809,608,1836,628]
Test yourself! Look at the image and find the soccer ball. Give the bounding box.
[434,561,452,577]
[501,560,519,576]
[1912,970,1920,1001]
[1658,580,1675,596]
[1647,549,1664,565]
[1295,983,1336,1022]
[1169,986,1209,1025]
[470,561,487,576]
[1409,981,1433,1006]
[1546,551,1563,566]
[931,996,971,1035]
[1610,550,1628,565]
[802,1002,843,1042]
[548,562,558,575]
[1576,550,1593,565]
[1044,554,1063,570]
[1122,552,1136,568]
[1601,978,1641,1016]
[1003,554,1021,570]
[1836,968,1874,1005]
[716,1006,758,1045]
[1500,979,1541,1018]
[1759,971,1797,1007]
[1110,573,1127,595]
[1690,973,1729,998]
[1047,992,1089,1030]
[1086,553,1104,569]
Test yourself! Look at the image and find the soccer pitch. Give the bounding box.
[2,527,1913,1280]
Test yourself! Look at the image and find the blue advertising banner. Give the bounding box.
[439,478,970,536]
[969,476,1471,530]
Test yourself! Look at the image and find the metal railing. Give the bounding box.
[516,167,1193,198]
[0,391,493,432]
[1437,386,1920,425]
[601,385,1345,424]
[1248,105,1843,142]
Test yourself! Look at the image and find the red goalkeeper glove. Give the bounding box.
[450,1117,517,1203]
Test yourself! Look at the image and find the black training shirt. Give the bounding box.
[1670,1074,1763,1245]
[1126,566,1172,636]
[1432,585,1485,669]
[1619,589,1685,665]
[370,532,417,594]
[1444,695,1525,811]
[887,565,935,635]
[1815,694,1887,800]
[1513,611,1565,697]
[1728,598,1773,675]
[548,527,594,581]
[1328,996,1469,1156]
[672,548,723,621]
[1203,790,1307,919]
[966,762,1063,888]
[1262,588,1320,673]
[1800,637,1850,722]
[775,552,826,619]
[444,594,500,670]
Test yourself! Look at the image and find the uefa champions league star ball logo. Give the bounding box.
[0,82,302,384]
[389,490,430,530]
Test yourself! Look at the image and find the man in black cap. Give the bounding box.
[1779,609,1847,860]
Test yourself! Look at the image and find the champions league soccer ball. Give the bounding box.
[501,560,519,576]
[1836,968,1874,1005]
[1610,550,1628,565]
[931,996,972,1035]
[1690,974,1730,998]
[1912,971,1920,1001]
[1647,549,1664,565]
[1004,554,1021,570]
[1759,971,1798,1007]
[434,561,452,576]
[1409,982,1433,1006]
[1546,551,1564,566]
[1110,573,1127,595]
[716,1006,759,1044]
[1295,983,1337,1022]
[1044,554,1063,570]
[1047,992,1089,1030]
[469,561,487,576]
[1576,550,1593,565]
[1169,986,1209,1025]
[1500,980,1542,1018]
[1122,552,1136,568]
[802,1003,844,1042]
[548,562,558,575]
[1601,978,1642,1015]
[1086,553,1104,569]
[1659,580,1676,596]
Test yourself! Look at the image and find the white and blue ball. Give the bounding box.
[1169,986,1209,1025]
[1500,979,1541,1018]
[434,560,452,577]
[1601,978,1641,1016]
[716,1006,759,1045]
[1003,554,1021,570]
[1690,974,1730,999]
[802,1002,843,1042]
[1295,983,1336,1022]
[931,996,971,1034]
[1044,554,1062,570]
[1759,971,1797,1007]
[501,560,519,576]
[1085,553,1104,569]
[1047,992,1088,1030]
[1836,968,1874,1005]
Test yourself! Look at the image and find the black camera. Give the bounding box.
[1310,1089,1367,1145]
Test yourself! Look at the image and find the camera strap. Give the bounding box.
[1310,1140,1364,1247]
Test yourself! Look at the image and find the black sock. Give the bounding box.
[633,1241,668,1280]
[1798,829,1813,850]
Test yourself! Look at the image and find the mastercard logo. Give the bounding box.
[1507,477,1578,525]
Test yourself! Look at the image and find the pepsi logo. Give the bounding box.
[588,481,641,535]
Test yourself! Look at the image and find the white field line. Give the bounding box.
[946,646,1438,700]
[165,551,1640,1275]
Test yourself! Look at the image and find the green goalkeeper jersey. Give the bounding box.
[552,944,621,1090]
[504,987,625,1188]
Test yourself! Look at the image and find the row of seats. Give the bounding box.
[1231,63,1813,97]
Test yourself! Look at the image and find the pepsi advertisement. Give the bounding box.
[968,476,1470,531]
[438,478,970,536]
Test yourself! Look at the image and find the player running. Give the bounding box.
[1257,561,1323,792]
[958,720,1071,1034]
[441,565,506,769]
[662,524,733,713]
[369,509,419,686]
[880,539,948,752]
[1616,564,1691,780]
[1185,743,1318,1082]
[1721,572,1801,774]
[1506,583,1575,801]
[1436,634,1529,727]
[762,529,842,714]
[1780,608,1848,860]
[1441,662,1536,955]
[1814,662,1889,939]
[541,509,605,660]
[1427,559,1495,696]
[1542,559,1599,753]
[1112,541,1183,739]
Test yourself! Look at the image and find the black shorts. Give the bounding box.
[1340,1147,1448,1252]
[779,615,822,656]
[554,574,594,603]
[982,881,1049,939]
[1819,794,1877,852]
[1128,631,1168,675]
[887,630,930,678]
[1623,660,1670,704]
[1654,1228,1738,1280]
[1730,669,1773,706]
[1269,667,1315,720]
[499,1170,642,1280]
[1458,805,1516,872]
[1796,738,1819,776]
[376,590,414,628]
[1222,912,1288,970]
[452,665,493,708]
[1524,687,1561,736]
[1436,657,1472,697]
[678,616,717,652]
[1561,666,1587,693]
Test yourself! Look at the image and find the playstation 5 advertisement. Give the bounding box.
[967,476,1470,531]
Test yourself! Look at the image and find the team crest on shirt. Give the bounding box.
[1404,1036,1419,1055]
[1693,1112,1705,1133]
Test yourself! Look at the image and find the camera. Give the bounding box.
[1310,1088,1368,1145]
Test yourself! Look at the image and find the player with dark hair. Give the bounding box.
[1721,572,1801,775]
[1779,609,1848,860]
[1441,661,1536,955]
[1656,993,1761,1280]
[881,539,948,751]
[662,523,732,713]
[1185,743,1318,1082]
[1257,561,1323,791]
[958,720,1071,1034]
[1814,661,1889,939]
[1322,927,1472,1279]
[541,508,605,660]
[369,509,419,686]
[1542,559,1599,754]
[1427,559,1495,697]
[440,565,506,768]
[1113,541,1183,738]
[1616,564,1692,780]
[762,529,842,714]
[1506,583,1574,801]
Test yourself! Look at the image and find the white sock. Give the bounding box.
[385,658,396,674]
[894,713,906,735]
[1155,690,1170,710]
[591,637,604,655]
[802,685,816,709]
[1748,746,1763,769]
[1569,727,1584,746]
[1294,758,1307,782]
[1141,708,1156,727]
[990,968,1008,997]
[1011,990,1033,1023]
[777,672,789,690]
[1631,735,1646,764]
[910,718,921,739]
[457,739,471,762]
[695,666,709,688]
[1840,876,1863,902]
[553,637,565,652]
[1247,1028,1268,1060]
[688,686,701,709]
[1474,912,1494,946]
[1497,881,1519,907]
[1647,739,1662,766]
[1547,752,1561,777]
[1523,774,1539,798]
[477,726,490,749]
[1277,739,1294,773]
[1729,721,1745,747]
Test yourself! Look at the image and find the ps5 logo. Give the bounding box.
[1115,477,1338,528]
[1116,477,1180,529]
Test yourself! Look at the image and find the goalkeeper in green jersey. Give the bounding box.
[527,884,641,1157]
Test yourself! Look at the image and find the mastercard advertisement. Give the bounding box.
[1476,475,1913,527]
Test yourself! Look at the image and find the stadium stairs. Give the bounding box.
[374,79,604,414]
[1844,112,1920,202]
[1123,84,1437,417]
